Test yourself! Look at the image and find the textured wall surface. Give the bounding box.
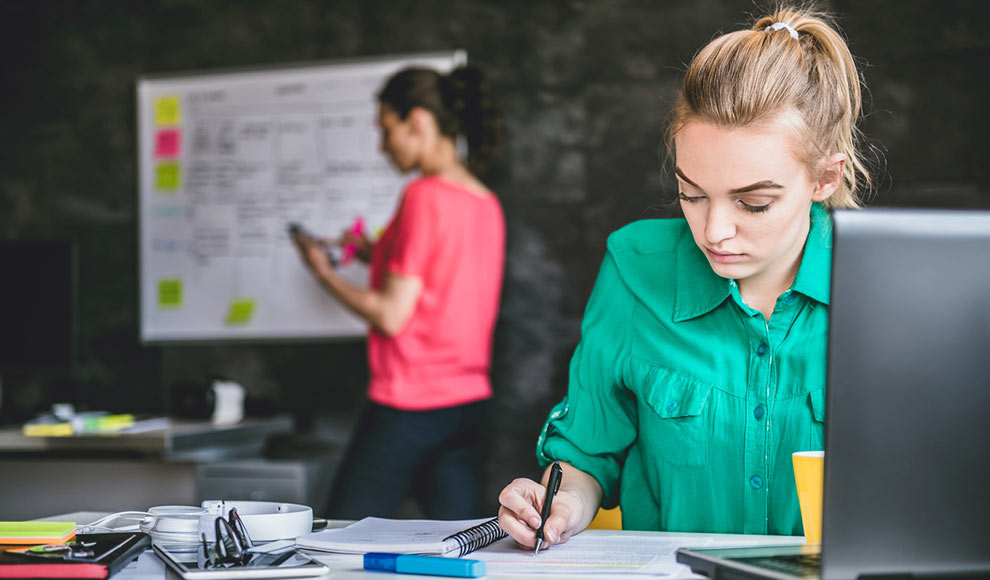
[1,0,987,514]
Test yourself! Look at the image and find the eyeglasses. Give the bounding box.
[199,507,254,568]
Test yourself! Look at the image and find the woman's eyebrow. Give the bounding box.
[729,180,784,194]
[675,168,783,194]
[674,167,701,188]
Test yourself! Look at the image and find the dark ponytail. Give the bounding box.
[378,65,503,175]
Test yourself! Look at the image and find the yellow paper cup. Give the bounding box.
[792,450,825,543]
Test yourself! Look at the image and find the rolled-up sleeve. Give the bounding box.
[385,183,436,279]
[536,249,636,508]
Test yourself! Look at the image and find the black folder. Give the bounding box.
[0,532,150,579]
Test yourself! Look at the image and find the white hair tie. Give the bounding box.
[765,22,799,40]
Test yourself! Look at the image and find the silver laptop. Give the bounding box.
[678,209,990,580]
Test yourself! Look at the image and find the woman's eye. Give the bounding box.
[678,192,703,204]
[740,200,772,213]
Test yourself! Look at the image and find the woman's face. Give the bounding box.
[674,119,836,290]
[377,103,418,173]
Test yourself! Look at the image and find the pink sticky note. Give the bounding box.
[154,129,181,158]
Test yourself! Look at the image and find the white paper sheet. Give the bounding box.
[473,532,715,576]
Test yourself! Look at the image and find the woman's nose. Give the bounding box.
[705,202,736,244]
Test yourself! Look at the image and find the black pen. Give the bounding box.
[534,461,563,555]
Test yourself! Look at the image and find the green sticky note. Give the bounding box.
[0,521,76,543]
[225,298,256,325]
[156,162,180,191]
[158,278,183,309]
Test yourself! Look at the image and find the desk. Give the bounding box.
[41,512,804,579]
[0,417,295,519]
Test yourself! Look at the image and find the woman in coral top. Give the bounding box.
[292,65,504,519]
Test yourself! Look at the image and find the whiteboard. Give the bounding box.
[137,51,464,343]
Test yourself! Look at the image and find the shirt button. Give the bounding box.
[754,405,766,420]
[665,400,679,413]
[783,293,796,304]
[750,475,763,489]
[757,343,769,356]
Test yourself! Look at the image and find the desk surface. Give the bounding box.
[0,416,293,460]
[41,512,805,579]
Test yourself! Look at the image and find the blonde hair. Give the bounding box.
[666,5,871,209]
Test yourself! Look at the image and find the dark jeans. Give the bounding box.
[326,400,489,520]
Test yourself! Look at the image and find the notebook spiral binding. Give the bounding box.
[442,518,507,557]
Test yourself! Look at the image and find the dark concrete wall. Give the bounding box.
[1,0,987,513]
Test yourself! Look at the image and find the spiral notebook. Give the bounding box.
[294,517,506,558]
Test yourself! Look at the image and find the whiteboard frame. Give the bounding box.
[136,50,467,345]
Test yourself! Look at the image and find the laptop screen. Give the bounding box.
[822,209,990,579]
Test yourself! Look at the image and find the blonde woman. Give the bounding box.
[498,5,872,546]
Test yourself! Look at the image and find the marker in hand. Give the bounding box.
[340,216,365,266]
[534,461,563,555]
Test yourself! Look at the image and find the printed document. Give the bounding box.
[474,531,714,576]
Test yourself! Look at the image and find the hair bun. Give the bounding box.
[378,64,502,175]
[443,66,484,113]
[444,66,503,174]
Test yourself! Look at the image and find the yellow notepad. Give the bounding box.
[0,521,76,545]
[22,422,74,437]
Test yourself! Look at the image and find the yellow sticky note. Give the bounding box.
[225,298,256,325]
[154,95,181,126]
[158,278,183,308]
[83,414,135,433]
[22,422,74,437]
[156,162,180,191]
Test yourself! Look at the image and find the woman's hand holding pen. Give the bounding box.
[291,232,336,278]
[289,223,421,335]
[497,461,603,551]
[339,228,373,264]
[498,478,579,550]
[289,222,372,275]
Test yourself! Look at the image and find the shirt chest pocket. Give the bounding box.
[637,363,716,468]
[807,387,827,449]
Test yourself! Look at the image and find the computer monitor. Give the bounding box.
[0,238,78,371]
[823,208,990,578]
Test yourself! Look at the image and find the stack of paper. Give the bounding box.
[0,522,76,545]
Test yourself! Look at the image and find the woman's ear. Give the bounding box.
[812,153,846,202]
[406,107,437,138]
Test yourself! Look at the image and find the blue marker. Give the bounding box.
[364,553,486,578]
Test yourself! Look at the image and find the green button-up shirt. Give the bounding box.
[538,203,832,536]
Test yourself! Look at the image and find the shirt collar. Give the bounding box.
[673,226,731,322]
[673,202,832,322]
[791,202,832,305]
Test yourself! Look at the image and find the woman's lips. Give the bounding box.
[705,247,745,263]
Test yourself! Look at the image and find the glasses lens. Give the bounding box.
[215,517,245,563]
[227,508,253,549]
[199,533,219,568]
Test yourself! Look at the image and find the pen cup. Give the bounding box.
[792,451,825,544]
